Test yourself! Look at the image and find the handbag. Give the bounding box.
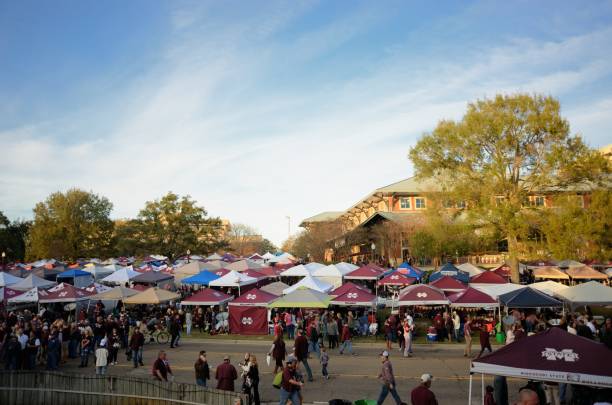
[266,354,271,367]
[272,371,283,389]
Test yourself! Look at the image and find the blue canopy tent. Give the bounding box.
[499,287,563,308]
[428,262,470,284]
[56,269,94,288]
[181,271,221,286]
[397,262,423,279]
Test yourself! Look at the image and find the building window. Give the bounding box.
[443,200,453,208]
[415,197,426,209]
[400,198,411,209]
[456,200,466,209]
[534,196,545,207]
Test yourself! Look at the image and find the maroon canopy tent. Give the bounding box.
[378,272,416,287]
[429,275,467,293]
[344,265,385,281]
[470,271,508,284]
[209,268,231,278]
[181,289,233,306]
[471,328,612,389]
[39,283,94,303]
[228,288,277,335]
[331,285,377,307]
[331,282,371,297]
[448,287,497,308]
[397,284,449,306]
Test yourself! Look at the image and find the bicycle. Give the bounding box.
[143,325,170,345]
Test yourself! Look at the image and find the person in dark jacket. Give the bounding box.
[169,316,180,348]
[194,350,210,387]
[294,329,313,382]
[215,355,238,391]
[246,355,260,405]
[129,326,145,368]
[269,335,286,374]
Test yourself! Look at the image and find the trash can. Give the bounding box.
[495,332,505,344]
[354,400,377,405]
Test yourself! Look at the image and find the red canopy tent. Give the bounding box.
[471,327,612,393]
[241,269,267,281]
[0,287,23,302]
[257,267,284,278]
[397,284,449,306]
[429,275,467,293]
[131,284,149,292]
[491,264,512,279]
[448,287,497,308]
[181,289,233,306]
[228,288,277,335]
[378,272,416,287]
[344,266,385,281]
[470,271,508,284]
[331,282,371,296]
[331,285,377,307]
[209,268,231,278]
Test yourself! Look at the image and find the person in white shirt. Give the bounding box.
[17,328,29,350]
[452,311,461,342]
[95,340,109,375]
[186,311,193,336]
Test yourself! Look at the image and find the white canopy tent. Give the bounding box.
[262,252,275,260]
[471,283,523,299]
[283,275,334,295]
[334,262,359,273]
[11,274,56,291]
[208,270,258,294]
[555,281,612,308]
[0,272,22,287]
[280,264,313,277]
[8,287,46,304]
[206,253,223,261]
[100,266,140,285]
[304,262,325,272]
[530,281,569,297]
[312,264,354,288]
[83,265,115,281]
[457,263,484,277]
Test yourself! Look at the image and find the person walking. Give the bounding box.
[477,320,492,358]
[186,310,192,336]
[269,335,286,374]
[410,374,438,405]
[308,319,320,358]
[108,329,120,365]
[169,315,180,348]
[452,311,461,342]
[194,350,210,387]
[246,355,260,405]
[464,315,473,357]
[403,321,413,358]
[215,355,238,391]
[295,328,313,382]
[152,350,173,382]
[339,323,354,355]
[320,345,329,380]
[285,311,295,340]
[376,351,402,405]
[279,356,303,405]
[326,316,338,349]
[129,326,145,368]
[95,341,109,375]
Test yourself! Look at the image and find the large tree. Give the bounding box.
[129,192,227,259]
[227,223,259,257]
[409,94,609,282]
[27,189,114,260]
[0,211,30,262]
[290,221,344,262]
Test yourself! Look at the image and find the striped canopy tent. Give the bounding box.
[532,266,570,280]
[565,266,607,281]
[448,287,497,308]
[378,272,417,287]
[429,275,467,293]
[123,287,180,305]
[397,284,449,306]
[268,288,331,308]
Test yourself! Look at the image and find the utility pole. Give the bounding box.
[285,216,291,239]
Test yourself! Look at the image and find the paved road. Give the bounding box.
[62,337,524,404]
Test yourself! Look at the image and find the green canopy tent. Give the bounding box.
[268,288,331,308]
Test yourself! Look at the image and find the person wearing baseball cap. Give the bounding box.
[376,351,402,405]
[410,373,438,405]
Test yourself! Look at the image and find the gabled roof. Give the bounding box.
[283,275,334,294]
[39,283,93,303]
[300,211,344,225]
[331,282,371,296]
[331,285,377,306]
[470,271,508,284]
[532,266,569,280]
[132,271,174,284]
[378,272,417,286]
[208,270,258,288]
[555,281,612,307]
[449,287,497,307]
[344,265,385,280]
[499,287,563,308]
[229,288,277,306]
[397,284,449,306]
[565,266,607,280]
[260,281,290,296]
[429,275,467,292]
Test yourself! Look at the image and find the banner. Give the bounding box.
[229,306,268,335]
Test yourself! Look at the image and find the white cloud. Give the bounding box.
[1,8,612,247]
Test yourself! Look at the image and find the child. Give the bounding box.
[320,345,329,380]
[484,385,496,405]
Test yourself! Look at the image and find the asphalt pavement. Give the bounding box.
[61,337,525,404]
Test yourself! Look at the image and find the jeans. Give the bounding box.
[46,352,59,370]
[339,340,353,354]
[558,383,567,403]
[28,352,37,369]
[170,333,179,348]
[377,384,402,405]
[69,339,79,358]
[80,348,89,366]
[96,365,107,375]
[186,322,192,336]
[300,358,313,381]
[132,347,143,367]
[279,387,300,405]
[196,378,207,387]
[308,341,320,358]
[322,364,328,377]
[287,325,295,340]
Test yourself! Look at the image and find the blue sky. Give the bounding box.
[1,0,612,246]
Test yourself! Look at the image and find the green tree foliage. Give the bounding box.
[27,189,114,260]
[0,211,30,262]
[540,190,612,261]
[409,94,609,282]
[122,192,227,259]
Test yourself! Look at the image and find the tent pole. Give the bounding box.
[468,374,473,405]
[481,373,484,405]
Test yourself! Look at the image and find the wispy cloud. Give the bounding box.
[1,4,611,245]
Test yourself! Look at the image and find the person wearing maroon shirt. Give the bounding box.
[215,355,238,391]
[339,323,355,355]
[152,350,173,382]
[294,329,313,382]
[279,356,302,405]
[411,374,438,405]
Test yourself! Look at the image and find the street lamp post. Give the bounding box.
[1,251,5,269]
[186,249,191,264]
[371,242,376,264]
[285,216,291,239]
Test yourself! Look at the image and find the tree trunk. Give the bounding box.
[508,233,520,283]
